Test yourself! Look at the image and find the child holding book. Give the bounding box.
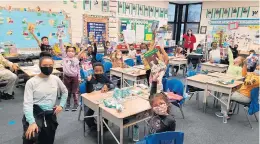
[59,39,86,111]
[85,62,115,129]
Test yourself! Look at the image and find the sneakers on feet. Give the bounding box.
[215,112,230,119]
[65,105,70,111]
[72,104,78,111]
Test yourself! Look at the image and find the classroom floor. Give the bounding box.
[0,76,259,144]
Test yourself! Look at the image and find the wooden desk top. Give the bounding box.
[201,62,228,68]
[133,65,145,70]
[168,56,187,61]
[19,66,61,77]
[99,97,151,119]
[81,91,114,105]
[122,68,146,76]
[186,74,215,83]
[103,56,136,61]
[207,72,244,81]
[207,80,244,88]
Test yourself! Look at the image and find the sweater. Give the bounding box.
[23,75,68,124]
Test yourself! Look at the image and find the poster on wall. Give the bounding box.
[118,1,124,14]
[149,7,154,18]
[249,7,259,18]
[132,4,137,16]
[206,9,213,18]
[87,22,106,44]
[144,6,149,17]
[231,7,239,18]
[160,8,164,18]
[83,0,91,11]
[240,7,250,18]
[102,0,109,12]
[139,5,144,16]
[214,8,221,19]
[155,8,160,18]
[125,3,131,15]
[222,8,230,18]
[164,8,168,18]
[136,24,145,42]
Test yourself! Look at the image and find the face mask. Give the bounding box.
[95,74,103,80]
[40,67,53,76]
[254,70,260,75]
[67,52,75,58]
[152,104,168,116]
[141,49,147,54]
[117,55,122,59]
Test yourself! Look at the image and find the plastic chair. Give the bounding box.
[232,87,259,129]
[96,53,104,62]
[166,78,185,119]
[137,131,184,144]
[124,59,135,67]
[136,55,143,65]
[52,56,62,60]
[168,53,174,56]
[103,61,112,74]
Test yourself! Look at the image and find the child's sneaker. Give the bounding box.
[65,104,70,111]
[72,104,78,111]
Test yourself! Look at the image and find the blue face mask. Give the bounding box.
[141,49,147,54]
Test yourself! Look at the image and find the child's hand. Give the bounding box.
[87,75,92,81]
[101,85,108,93]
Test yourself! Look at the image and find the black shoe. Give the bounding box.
[65,105,70,111]
[71,104,78,111]
[1,93,14,100]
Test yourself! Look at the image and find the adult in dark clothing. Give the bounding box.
[229,44,239,59]
[85,62,115,128]
[148,74,176,134]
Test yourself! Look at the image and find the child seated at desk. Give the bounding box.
[216,64,260,119]
[111,50,127,68]
[173,47,185,76]
[127,44,137,59]
[148,74,176,133]
[194,44,203,54]
[209,42,221,63]
[85,62,115,129]
[246,50,258,72]
[226,48,245,77]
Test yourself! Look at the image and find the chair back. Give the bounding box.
[79,81,86,94]
[166,78,184,96]
[248,87,259,115]
[137,131,184,144]
[96,53,104,62]
[124,59,135,67]
[52,56,62,60]
[136,55,143,65]
[163,64,170,78]
[103,61,112,73]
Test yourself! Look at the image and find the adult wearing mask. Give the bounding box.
[23,54,68,144]
[229,44,239,59]
[183,29,196,55]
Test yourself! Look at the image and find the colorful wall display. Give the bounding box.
[206,6,259,19]
[0,6,71,48]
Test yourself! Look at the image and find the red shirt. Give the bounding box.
[183,34,196,49]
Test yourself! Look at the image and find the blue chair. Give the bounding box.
[103,61,112,73]
[166,78,185,119]
[124,59,135,67]
[232,87,259,128]
[137,132,184,144]
[136,55,143,65]
[168,53,174,56]
[52,56,62,60]
[96,53,104,62]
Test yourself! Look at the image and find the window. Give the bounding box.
[187,4,202,22]
[182,5,186,22]
[186,23,200,34]
[168,4,175,22]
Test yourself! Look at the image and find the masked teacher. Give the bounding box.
[183,29,196,55]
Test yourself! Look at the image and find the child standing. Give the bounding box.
[173,47,185,76]
[85,62,115,128]
[149,74,176,133]
[29,29,53,54]
[60,40,86,111]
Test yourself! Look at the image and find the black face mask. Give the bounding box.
[40,67,53,76]
[94,74,103,80]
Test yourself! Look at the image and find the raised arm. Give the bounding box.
[59,39,66,58]
[159,46,169,65]
[77,45,87,59]
[29,29,41,46]
[228,48,234,66]
[93,42,97,55]
[56,77,68,108]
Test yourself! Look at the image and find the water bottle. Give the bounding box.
[133,125,139,142]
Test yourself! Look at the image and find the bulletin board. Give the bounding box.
[119,18,158,43]
[83,14,108,44]
[0,6,71,49]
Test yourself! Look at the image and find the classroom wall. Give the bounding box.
[0,1,168,47]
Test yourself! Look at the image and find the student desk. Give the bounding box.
[121,68,147,87]
[207,72,244,81]
[110,68,124,88]
[103,56,136,62]
[201,62,228,73]
[206,80,243,123]
[100,97,151,144]
[19,65,61,77]
[81,91,113,144]
[133,65,145,70]
[168,56,187,76]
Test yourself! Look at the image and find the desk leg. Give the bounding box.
[119,120,124,144]
[223,89,232,123]
[97,108,100,144]
[101,111,104,144]
[203,85,208,113]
